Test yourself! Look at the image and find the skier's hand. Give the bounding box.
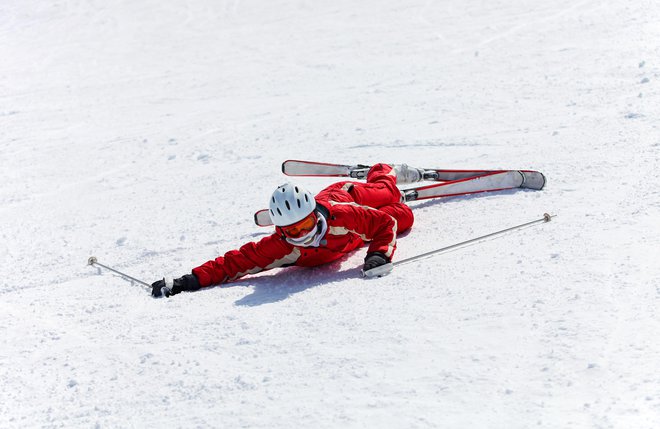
[362,252,394,278]
[151,278,172,298]
[151,274,200,298]
[363,252,390,271]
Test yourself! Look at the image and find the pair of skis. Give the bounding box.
[254,160,546,227]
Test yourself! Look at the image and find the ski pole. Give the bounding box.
[363,213,556,278]
[87,256,151,289]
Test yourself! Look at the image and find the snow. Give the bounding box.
[1,0,659,427]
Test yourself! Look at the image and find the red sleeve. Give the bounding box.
[192,233,300,287]
[329,202,398,259]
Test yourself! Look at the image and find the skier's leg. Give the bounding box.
[379,202,414,233]
[348,163,401,208]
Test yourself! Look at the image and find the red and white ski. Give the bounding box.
[282,159,505,181]
[254,160,546,227]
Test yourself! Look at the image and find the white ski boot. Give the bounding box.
[392,164,426,184]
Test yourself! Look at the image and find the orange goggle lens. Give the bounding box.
[280,213,317,238]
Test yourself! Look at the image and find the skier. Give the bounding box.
[151,163,425,297]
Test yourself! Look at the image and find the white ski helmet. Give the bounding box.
[269,183,316,226]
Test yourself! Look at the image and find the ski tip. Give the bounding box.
[254,209,274,227]
[519,171,546,190]
[537,172,547,190]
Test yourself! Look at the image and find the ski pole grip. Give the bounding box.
[362,262,394,278]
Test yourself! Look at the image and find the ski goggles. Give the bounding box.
[278,212,318,239]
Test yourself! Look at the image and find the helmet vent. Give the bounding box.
[295,186,299,193]
[285,201,291,210]
[304,194,309,202]
[297,199,301,208]
[270,209,274,216]
[277,208,282,216]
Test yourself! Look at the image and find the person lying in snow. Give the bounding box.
[151,163,425,297]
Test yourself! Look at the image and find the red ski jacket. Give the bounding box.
[192,165,409,287]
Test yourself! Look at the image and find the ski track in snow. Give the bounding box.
[1,0,659,427]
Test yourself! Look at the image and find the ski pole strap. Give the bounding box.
[87,256,151,288]
[395,213,555,268]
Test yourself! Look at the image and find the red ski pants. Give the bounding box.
[346,163,414,233]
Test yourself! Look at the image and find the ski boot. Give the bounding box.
[392,164,426,184]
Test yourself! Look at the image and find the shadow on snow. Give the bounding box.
[224,261,362,307]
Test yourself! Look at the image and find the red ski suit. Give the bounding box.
[192,164,414,287]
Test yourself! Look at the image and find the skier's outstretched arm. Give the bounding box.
[151,233,298,297]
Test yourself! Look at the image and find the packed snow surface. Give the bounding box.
[1,0,659,427]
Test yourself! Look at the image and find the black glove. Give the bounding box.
[363,252,390,272]
[151,274,200,298]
